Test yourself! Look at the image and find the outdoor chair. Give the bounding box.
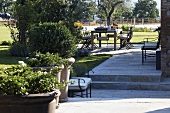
[68,77,92,98]
[81,30,91,49]
[117,27,133,49]
[141,27,161,64]
[81,30,98,50]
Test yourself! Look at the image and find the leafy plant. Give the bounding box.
[0,65,66,95]
[26,52,64,73]
[9,43,29,57]
[28,22,77,58]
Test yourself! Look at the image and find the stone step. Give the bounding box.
[91,78,170,91]
[89,74,161,82]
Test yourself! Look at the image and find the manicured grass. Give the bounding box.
[94,31,158,44]
[0,25,158,44]
[74,54,113,71]
[0,46,25,68]
[0,25,158,69]
[0,46,112,70]
[0,25,11,43]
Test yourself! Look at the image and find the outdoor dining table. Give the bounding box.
[90,29,117,50]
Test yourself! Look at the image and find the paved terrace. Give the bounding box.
[56,44,170,113]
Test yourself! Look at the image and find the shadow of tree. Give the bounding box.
[0,46,25,66]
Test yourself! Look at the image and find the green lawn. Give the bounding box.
[0,25,158,69]
[0,25,158,44]
[94,31,158,44]
[0,46,112,71]
[74,54,112,71]
[0,25,11,43]
[0,46,25,68]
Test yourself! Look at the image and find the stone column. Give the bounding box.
[161,0,170,77]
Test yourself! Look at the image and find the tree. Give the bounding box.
[0,0,14,19]
[133,0,159,24]
[33,0,67,23]
[80,1,97,22]
[13,0,35,44]
[97,0,125,26]
[114,3,133,19]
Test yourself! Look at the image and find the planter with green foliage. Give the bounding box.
[0,65,65,113]
[25,52,65,107]
[28,22,77,102]
[26,52,64,81]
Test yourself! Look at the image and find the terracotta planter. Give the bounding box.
[31,66,63,108]
[0,91,59,113]
[31,65,64,82]
[59,57,75,102]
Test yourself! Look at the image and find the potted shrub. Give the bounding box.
[0,64,66,113]
[25,52,64,107]
[28,22,77,102]
[26,52,63,81]
[26,52,75,102]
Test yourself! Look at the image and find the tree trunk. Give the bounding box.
[142,18,144,25]
[107,16,111,26]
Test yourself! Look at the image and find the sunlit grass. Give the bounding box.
[94,32,158,44]
[74,54,113,70]
[0,25,12,43]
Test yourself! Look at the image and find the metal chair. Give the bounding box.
[117,27,133,49]
[68,77,92,98]
[68,63,93,98]
[81,31,98,50]
[141,27,161,64]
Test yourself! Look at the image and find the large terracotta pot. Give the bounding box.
[0,91,59,113]
[31,66,63,108]
[59,57,75,102]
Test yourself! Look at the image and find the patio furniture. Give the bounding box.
[96,28,109,48]
[68,77,92,98]
[141,27,161,64]
[91,28,117,50]
[117,27,133,49]
[68,71,92,98]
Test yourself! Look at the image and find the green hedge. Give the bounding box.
[121,25,152,32]
[28,22,77,58]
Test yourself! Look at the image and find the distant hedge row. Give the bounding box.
[121,25,152,32]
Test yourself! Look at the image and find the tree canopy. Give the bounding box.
[133,0,159,18]
[96,0,130,26]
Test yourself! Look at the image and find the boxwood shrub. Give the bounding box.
[28,22,77,58]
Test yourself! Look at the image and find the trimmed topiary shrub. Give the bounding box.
[28,22,77,58]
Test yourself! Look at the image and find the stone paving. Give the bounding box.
[56,89,170,113]
[56,44,170,113]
